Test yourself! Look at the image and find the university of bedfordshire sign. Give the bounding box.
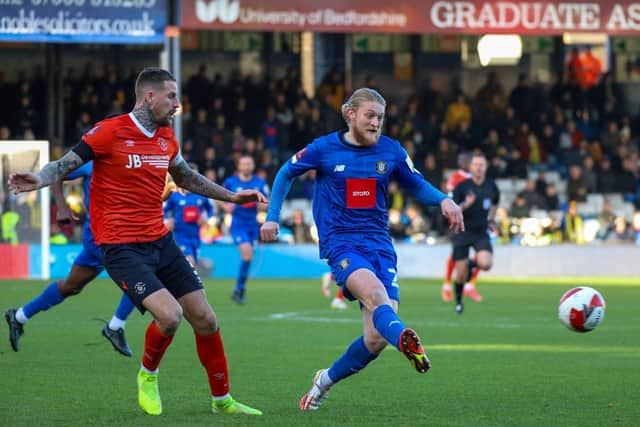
[181,0,640,34]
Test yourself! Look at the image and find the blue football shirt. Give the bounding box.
[223,175,270,227]
[163,191,214,242]
[279,131,435,258]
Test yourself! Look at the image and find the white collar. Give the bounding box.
[129,112,156,138]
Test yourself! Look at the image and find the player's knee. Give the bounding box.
[368,288,390,308]
[364,334,388,354]
[157,306,183,334]
[190,310,218,334]
[58,280,84,297]
[477,258,492,270]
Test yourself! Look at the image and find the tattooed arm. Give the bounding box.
[8,151,86,193]
[168,155,267,204]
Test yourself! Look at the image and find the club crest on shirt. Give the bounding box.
[158,137,167,151]
[339,258,351,271]
[375,161,388,174]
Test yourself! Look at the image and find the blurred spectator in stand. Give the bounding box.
[505,148,528,179]
[185,64,211,112]
[596,199,616,240]
[563,201,585,244]
[509,73,534,123]
[567,164,588,202]
[481,128,501,160]
[388,208,407,241]
[617,156,639,200]
[519,179,547,210]
[544,183,561,211]
[387,181,405,211]
[510,194,530,218]
[444,92,472,131]
[419,153,443,189]
[597,156,617,193]
[405,205,429,241]
[581,156,598,194]
[282,209,314,243]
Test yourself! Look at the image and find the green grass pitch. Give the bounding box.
[1,278,639,426]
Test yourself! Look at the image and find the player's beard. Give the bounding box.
[352,124,381,147]
[155,110,172,127]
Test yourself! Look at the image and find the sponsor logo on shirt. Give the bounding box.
[125,154,171,169]
[125,139,135,147]
[86,125,101,136]
[334,164,345,172]
[346,178,377,209]
[291,147,307,164]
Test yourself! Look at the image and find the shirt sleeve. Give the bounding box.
[492,181,500,205]
[81,122,109,157]
[288,143,321,175]
[71,140,95,163]
[266,142,321,223]
[393,147,446,206]
[452,181,464,204]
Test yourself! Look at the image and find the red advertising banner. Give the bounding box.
[181,0,640,35]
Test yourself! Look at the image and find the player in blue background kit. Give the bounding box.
[5,161,136,356]
[224,155,270,305]
[164,167,215,267]
[261,88,464,410]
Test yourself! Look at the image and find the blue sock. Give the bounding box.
[114,294,135,321]
[328,336,378,383]
[235,260,251,291]
[372,304,406,351]
[22,282,65,319]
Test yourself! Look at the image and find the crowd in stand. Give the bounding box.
[2,52,640,245]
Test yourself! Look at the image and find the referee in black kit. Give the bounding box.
[451,152,500,314]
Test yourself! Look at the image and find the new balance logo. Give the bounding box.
[334,164,345,172]
[196,0,240,23]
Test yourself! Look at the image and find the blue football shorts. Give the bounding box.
[73,230,104,273]
[328,247,399,302]
[230,224,259,246]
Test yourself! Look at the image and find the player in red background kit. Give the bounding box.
[441,152,483,303]
[8,68,264,417]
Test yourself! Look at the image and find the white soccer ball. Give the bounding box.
[558,286,606,332]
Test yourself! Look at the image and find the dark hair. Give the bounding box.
[135,68,175,99]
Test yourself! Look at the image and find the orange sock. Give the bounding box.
[445,256,455,283]
[142,321,174,372]
[195,329,230,398]
[336,287,344,300]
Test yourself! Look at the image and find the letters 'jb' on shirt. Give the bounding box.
[82,113,180,245]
